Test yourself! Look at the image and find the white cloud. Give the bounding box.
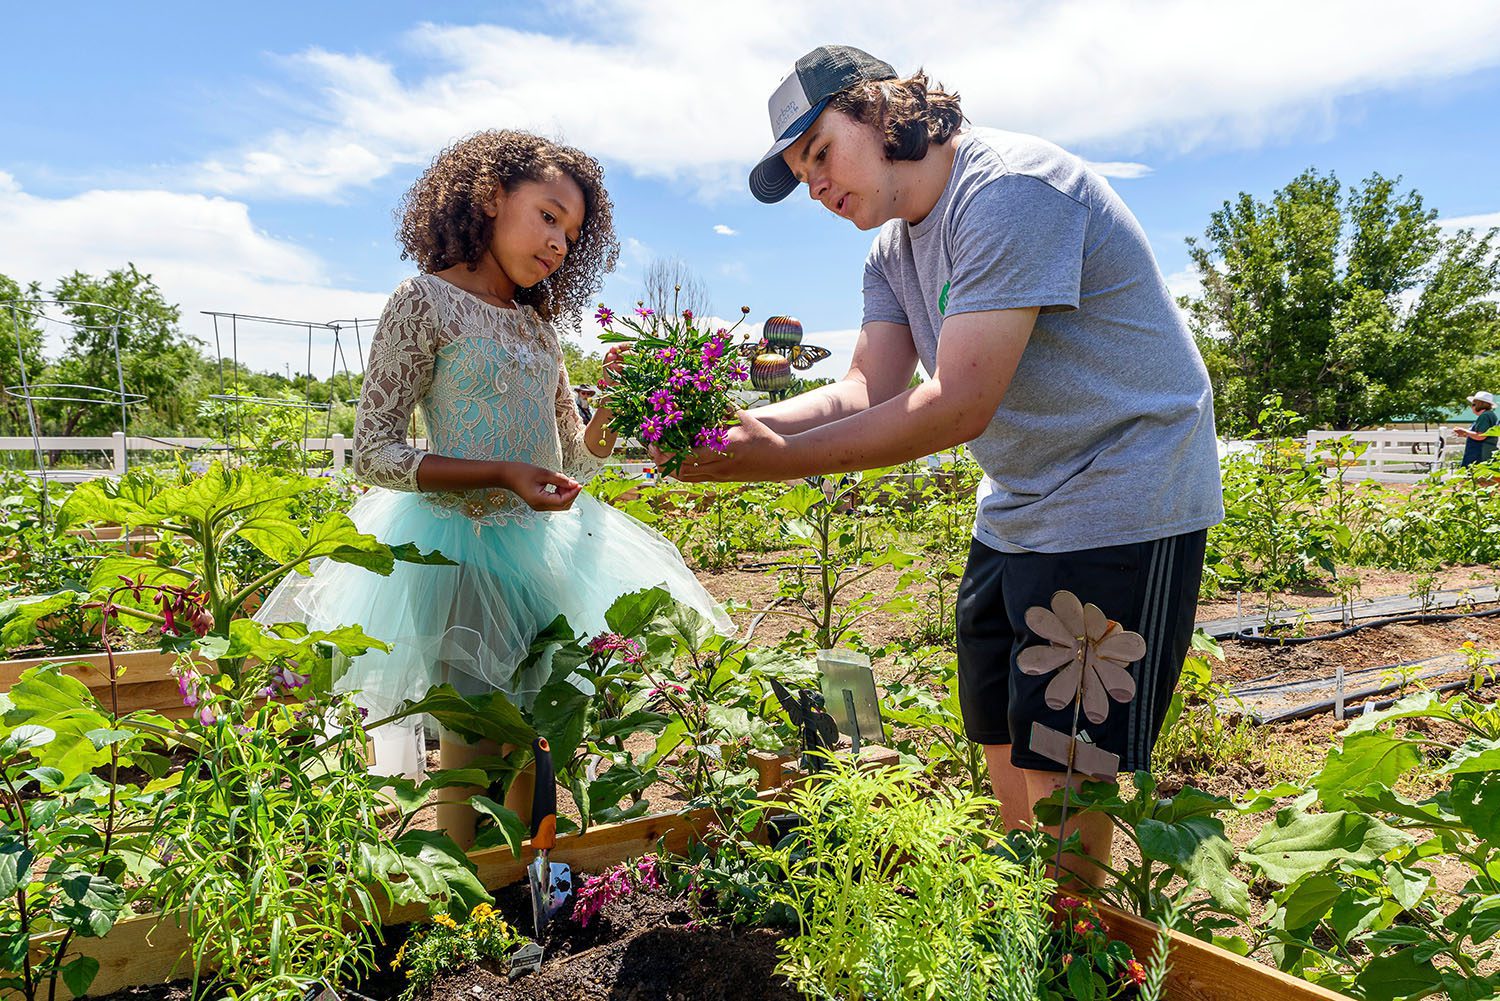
[713,224,738,236]
[1085,161,1153,179]
[0,172,387,375]
[1440,211,1500,230]
[190,0,1500,200]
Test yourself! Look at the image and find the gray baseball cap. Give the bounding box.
[748,45,896,204]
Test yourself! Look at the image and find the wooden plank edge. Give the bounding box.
[26,791,783,998]
[1096,902,1354,1001]
[1,649,183,689]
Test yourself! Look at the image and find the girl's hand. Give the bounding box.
[501,462,581,511]
[598,345,628,390]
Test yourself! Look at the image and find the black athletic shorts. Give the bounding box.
[955,530,1207,773]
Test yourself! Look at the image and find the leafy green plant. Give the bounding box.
[146,694,490,1000]
[23,462,450,694]
[767,474,916,650]
[1208,396,1339,593]
[882,649,988,797]
[1241,690,1500,999]
[1033,773,1249,938]
[1044,895,1148,1001]
[0,663,168,1001]
[1151,632,1255,776]
[746,761,1053,1001]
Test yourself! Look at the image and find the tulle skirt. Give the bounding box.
[255,487,732,718]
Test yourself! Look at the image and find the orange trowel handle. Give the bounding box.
[529,737,558,852]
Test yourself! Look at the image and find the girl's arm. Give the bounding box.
[553,344,618,476]
[354,279,578,511]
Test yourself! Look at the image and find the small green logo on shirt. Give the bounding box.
[938,281,950,316]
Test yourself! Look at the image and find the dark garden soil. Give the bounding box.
[87,882,797,1001]
[390,881,799,1001]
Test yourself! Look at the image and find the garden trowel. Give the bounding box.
[527,736,572,940]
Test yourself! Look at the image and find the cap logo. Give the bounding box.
[768,71,811,138]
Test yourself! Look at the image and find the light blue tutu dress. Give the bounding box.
[256,274,731,720]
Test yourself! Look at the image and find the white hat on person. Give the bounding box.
[1468,391,1495,406]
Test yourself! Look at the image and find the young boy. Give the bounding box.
[670,45,1223,875]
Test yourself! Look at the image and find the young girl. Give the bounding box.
[258,131,730,839]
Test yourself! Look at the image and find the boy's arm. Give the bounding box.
[749,321,919,434]
[674,307,1037,481]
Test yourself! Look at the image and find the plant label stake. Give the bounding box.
[508,941,545,977]
[817,649,886,756]
[527,737,572,941]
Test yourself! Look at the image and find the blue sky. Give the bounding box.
[3,1,1498,380]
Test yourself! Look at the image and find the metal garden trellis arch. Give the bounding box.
[2,298,148,525]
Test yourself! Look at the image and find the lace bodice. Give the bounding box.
[352,274,605,523]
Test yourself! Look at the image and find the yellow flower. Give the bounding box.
[434,913,459,929]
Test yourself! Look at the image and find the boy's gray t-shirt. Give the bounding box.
[863,127,1223,553]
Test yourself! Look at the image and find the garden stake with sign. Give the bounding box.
[1017,590,1146,881]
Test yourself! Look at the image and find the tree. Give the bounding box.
[44,264,203,436]
[1183,169,1500,433]
[0,273,46,436]
[558,338,602,390]
[640,257,712,321]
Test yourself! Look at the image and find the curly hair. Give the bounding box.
[396,131,620,323]
[828,69,966,162]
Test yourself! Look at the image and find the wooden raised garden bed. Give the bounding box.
[0,649,199,718]
[22,784,1354,1001]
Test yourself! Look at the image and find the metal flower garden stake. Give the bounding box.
[1017,590,1146,877]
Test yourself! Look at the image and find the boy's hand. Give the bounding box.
[501,462,581,511]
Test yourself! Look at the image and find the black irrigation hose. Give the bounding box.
[1235,603,1500,645]
[1254,677,1475,725]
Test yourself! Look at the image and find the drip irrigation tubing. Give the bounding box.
[1224,652,1498,724]
[1253,677,1475,725]
[1234,602,1500,645]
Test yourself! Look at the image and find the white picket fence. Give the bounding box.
[1304,429,1461,483]
[2,430,1463,484]
[0,433,767,482]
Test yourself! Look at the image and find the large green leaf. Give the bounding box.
[1450,771,1500,845]
[603,587,674,637]
[86,554,195,595]
[1278,872,1343,929]
[532,678,590,767]
[1314,730,1423,811]
[1244,808,1411,884]
[0,591,82,651]
[470,796,528,857]
[1137,816,1249,916]
[387,830,490,913]
[224,617,390,666]
[0,834,34,897]
[389,684,535,745]
[49,869,125,937]
[1341,691,1445,735]
[1354,947,1445,1001]
[1442,738,1500,776]
[61,956,101,998]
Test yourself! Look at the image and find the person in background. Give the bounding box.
[1454,390,1498,467]
[574,383,597,423]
